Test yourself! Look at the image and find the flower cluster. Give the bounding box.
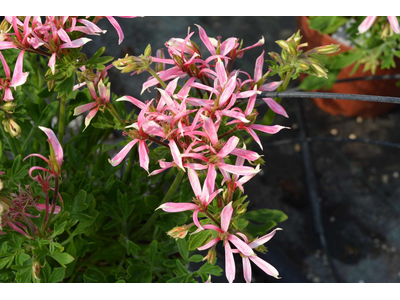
[358,16,400,35]
[107,26,290,282]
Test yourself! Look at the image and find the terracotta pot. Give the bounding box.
[296,16,399,118]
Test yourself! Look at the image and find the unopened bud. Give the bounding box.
[203,247,216,264]
[310,63,328,78]
[287,42,297,56]
[293,30,303,45]
[2,102,17,113]
[276,40,297,56]
[144,44,152,58]
[32,261,41,281]
[315,44,340,55]
[298,62,310,71]
[167,225,189,240]
[2,118,21,138]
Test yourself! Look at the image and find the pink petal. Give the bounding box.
[220,38,237,56]
[387,16,400,34]
[116,96,146,110]
[249,228,283,249]
[244,127,263,150]
[57,28,72,46]
[0,51,11,78]
[250,124,290,135]
[138,140,150,173]
[224,242,236,283]
[73,102,97,116]
[219,74,237,107]
[203,224,223,233]
[204,164,217,198]
[188,168,202,197]
[109,139,138,166]
[217,136,239,158]
[218,163,260,176]
[230,148,260,161]
[36,203,61,214]
[23,153,50,165]
[243,256,252,283]
[157,202,198,213]
[254,51,264,82]
[216,58,227,87]
[262,98,288,118]
[228,234,255,256]
[259,81,283,92]
[169,139,184,171]
[0,41,18,50]
[105,16,124,45]
[249,256,280,279]
[38,126,63,167]
[10,50,29,88]
[84,107,99,131]
[195,24,216,55]
[3,87,14,101]
[358,16,377,34]
[197,237,220,251]
[220,202,233,232]
[201,115,218,145]
[192,209,203,230]
[48,52,56,74]
[58,37,91,49]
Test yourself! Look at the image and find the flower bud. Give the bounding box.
[2,118,21,138]
[2,102,17,113]
[315,44,340,55]
[167,225,189,240]
[310,63,328,78]
[202,247,216,264]
[144,44,152,58]
[298,62,310,71]
[276,40,291,53]
[32,261,41,281]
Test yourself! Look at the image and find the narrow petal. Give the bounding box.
[169,139,184,171]
[109,139,138,166]
[10,50,29,88]
[228,234,255,256]
[83,107,99,131]
[216,58,227,87]
[243,256,252,283]
[138,140,150,173]
[204,164,217,198]
[188,168,202,197]
[38,126,63,167]
[157,202,198,213]
[249,256,280,279]
[262,98,288,118]
[195,24,216,55]
[201,115,218,145]
[220,202,233,232]
[0,51,11,78]
[36,203,61,214]
[230,148,260,161]
[197,237,220,251]
[105,16,124,44]
[225,242,236,283]
[218,163,260,176]
[217,136,239,158]
[57,28,72,45]
[250,124,290,135]
[116,95,146,110]
[48,52,56,74]
[219,74,237,107]
[259,81,283,92]
[388,16,400,34]
[73,102,97,116]
[249,228,283,248]
[254,51,265,82]
[358,16,377,34]
[58,37,91,49]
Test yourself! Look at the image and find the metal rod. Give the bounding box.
[335,74,400,84]
[259,91,400,104]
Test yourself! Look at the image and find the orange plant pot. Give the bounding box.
[297,16,399,118]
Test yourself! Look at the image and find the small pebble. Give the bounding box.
[313,277,321,283]
[358,280,365,283]
[349,134,357,140]
[292,123,298,130]
[393,172,399,179]
[374,238,380,244]
[382,244,388,250]
[329,216,335,223]
[391,247,396,253]
[381,174,389,185]
[294,143,301,152]
[356,117,363,123]
[330,128,338,136]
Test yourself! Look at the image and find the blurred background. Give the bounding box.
[85,16,400,283]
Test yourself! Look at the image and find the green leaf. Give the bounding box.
[50,252,75,267]
[54,74,75,97]
[245,209,287,236]
[144,195,159,211]
[198,262,223,276]
[167,275,188,283]
[49,267,65,283]
[189,254,204,263]
[72,190,88,212]
[176,259,189,275]
[176,238,189,262]
[189,231,212,251]
[149,240,157,264]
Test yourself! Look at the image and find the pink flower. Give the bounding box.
[197,202,255,283]
[232,228,282,283]
[358,16,400,34]
[73,80,110,131]
[0,50,29,101]
[23,126,63,177]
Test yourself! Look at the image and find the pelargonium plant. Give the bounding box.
[300,16,400,90]
[0,16,337,283]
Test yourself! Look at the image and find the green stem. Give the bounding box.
[107,103,126,128]
[133,170,185,239]
[263,71,292,125]
[44,176,59,233]
[147,67,167,89]
[58,96,67,145]
[122,149,135,183]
